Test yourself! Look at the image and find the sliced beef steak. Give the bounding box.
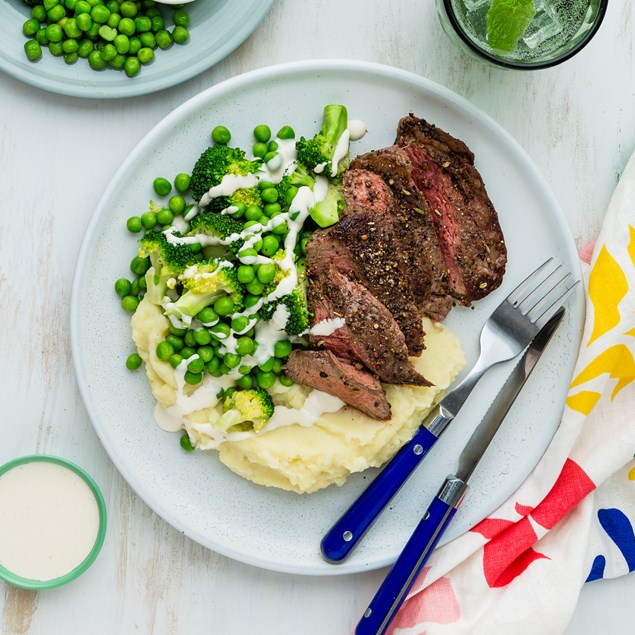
[284,349,391,420]
[308,205,426,355]
[349,148,455,321]
[307,266,430,386]
[395,114,507,301]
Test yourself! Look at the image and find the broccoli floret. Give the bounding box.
[189,211,245,241]
[190,145,261,203]
[169,261,244,319]
[277,163,346,228]
[138,229,200,304]
[295,104,350,177]
[203,186,264,216]
[217,388,275,432]
[260,257,311,335]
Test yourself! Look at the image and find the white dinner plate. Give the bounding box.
[70,60,584,575]
[0,0,276,98]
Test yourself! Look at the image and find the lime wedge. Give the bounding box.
[486,0,536,52]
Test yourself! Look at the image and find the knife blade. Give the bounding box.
[355,307,565,635]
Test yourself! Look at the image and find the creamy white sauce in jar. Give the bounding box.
[0,460,102,582]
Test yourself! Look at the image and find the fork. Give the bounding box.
[321,258,578,563]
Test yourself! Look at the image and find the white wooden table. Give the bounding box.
[1,1,634,633]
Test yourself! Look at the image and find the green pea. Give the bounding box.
[180,346,195,359]
[63,18,82,38]
[205,357,220,374]
[151,15,165,32]
[263,203,281,218]
[169,323,188,336]
[118,16,135,35]
[279,374,294,387]
[245,205,263,222]
[260,188,278,204]
[210,323,231,340]
[126,216,142,233]
[237,265,255,284]
[155,28,172,50]
[213,296,234,316]
[31,5,47,21]
[87,49,106,69]
[184,330,196,348]
[62,38,79,54]
[211,125,231,145]
[138,47,154,64]
[130,278,140,296]
[197,306,219,324]
[121,295,139,313]
[260,235,279,257]
[75,0,90,14]
[107,13,121,29]
[193,329,212,346]
[23,19,40,38]
[100,42,117,61]
[272,221,288,236]
[253,124,271,143]
[47,5,66,22]
[223,353,241,369]
[235,337,255,356]
[130,256,149,276]
[236,374,253,389]
[184,371,202,385]
[231,315,251,332]
[173,9,190,28]
[24,40,42,61]
[268,140,279,152]
[153,177,171,196]
[165,335,184,352]
[120,0,137,18]
[187,357,205,374]
[174,173,191,193]
[156,340,174,361]
[48,41,64,56]
[77,38,94,58]
[256,369,276,389]
[76,12,92,32]
[139,31,156,48]
[126,353,142,370]
[140,211,156,229]
[244,294,260,309]
[285,186,299,205]
[252,142,268,159]
[180,434,195,451]
[135,16,152,32]
[274,340,293,358]
[168,195,186,215]
[137,275,147,290]
[36,29,49,47]
[264,151,278,164]
[156,208,174,226]
[258,357,276,373]
[277,125,295,139]
[197,346,214,363]
[172,25,189,44]
[90,4,109,23]
[257,263,276,284]
[46,23,64,42]
[246,279,265,296]
[128,36,142,55]
[114,278,132,297]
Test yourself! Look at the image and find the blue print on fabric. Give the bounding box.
[586,508,635,582]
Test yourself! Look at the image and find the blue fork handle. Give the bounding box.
[355,477,468,635]
[321,423,440,563]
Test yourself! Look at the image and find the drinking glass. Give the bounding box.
[436,0,609,69]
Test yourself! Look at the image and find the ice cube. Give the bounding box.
[522,0,563,49]
[463,0,489,10]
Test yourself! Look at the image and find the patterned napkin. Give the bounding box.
[386,149,635,635]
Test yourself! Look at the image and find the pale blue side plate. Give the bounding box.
[0,0,277,98]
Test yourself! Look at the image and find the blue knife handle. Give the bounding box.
[321,424,440,563]
[355,477,467,635]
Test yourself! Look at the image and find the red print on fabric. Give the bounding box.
[388,574,460,633]
[470,459,596,588]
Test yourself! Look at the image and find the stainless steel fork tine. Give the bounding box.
[524,271,571,318]
[517,265,565,314]
[534,279,580,329]
[507,257,554,306]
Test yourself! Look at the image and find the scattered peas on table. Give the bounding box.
[20,0,191,77]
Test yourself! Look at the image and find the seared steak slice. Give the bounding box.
[349,148,455,321]
[307,220,425,357]
[284,349,391,420]
[307,267,430,386]
[341,168,393,213]
[395,114,507,301]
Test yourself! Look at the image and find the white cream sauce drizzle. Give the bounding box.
[152,123,365,444]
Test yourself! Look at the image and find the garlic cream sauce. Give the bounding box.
[0,462,100,581]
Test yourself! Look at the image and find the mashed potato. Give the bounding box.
[131,297,464,494]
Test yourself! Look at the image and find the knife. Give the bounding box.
[354,307,565,635]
